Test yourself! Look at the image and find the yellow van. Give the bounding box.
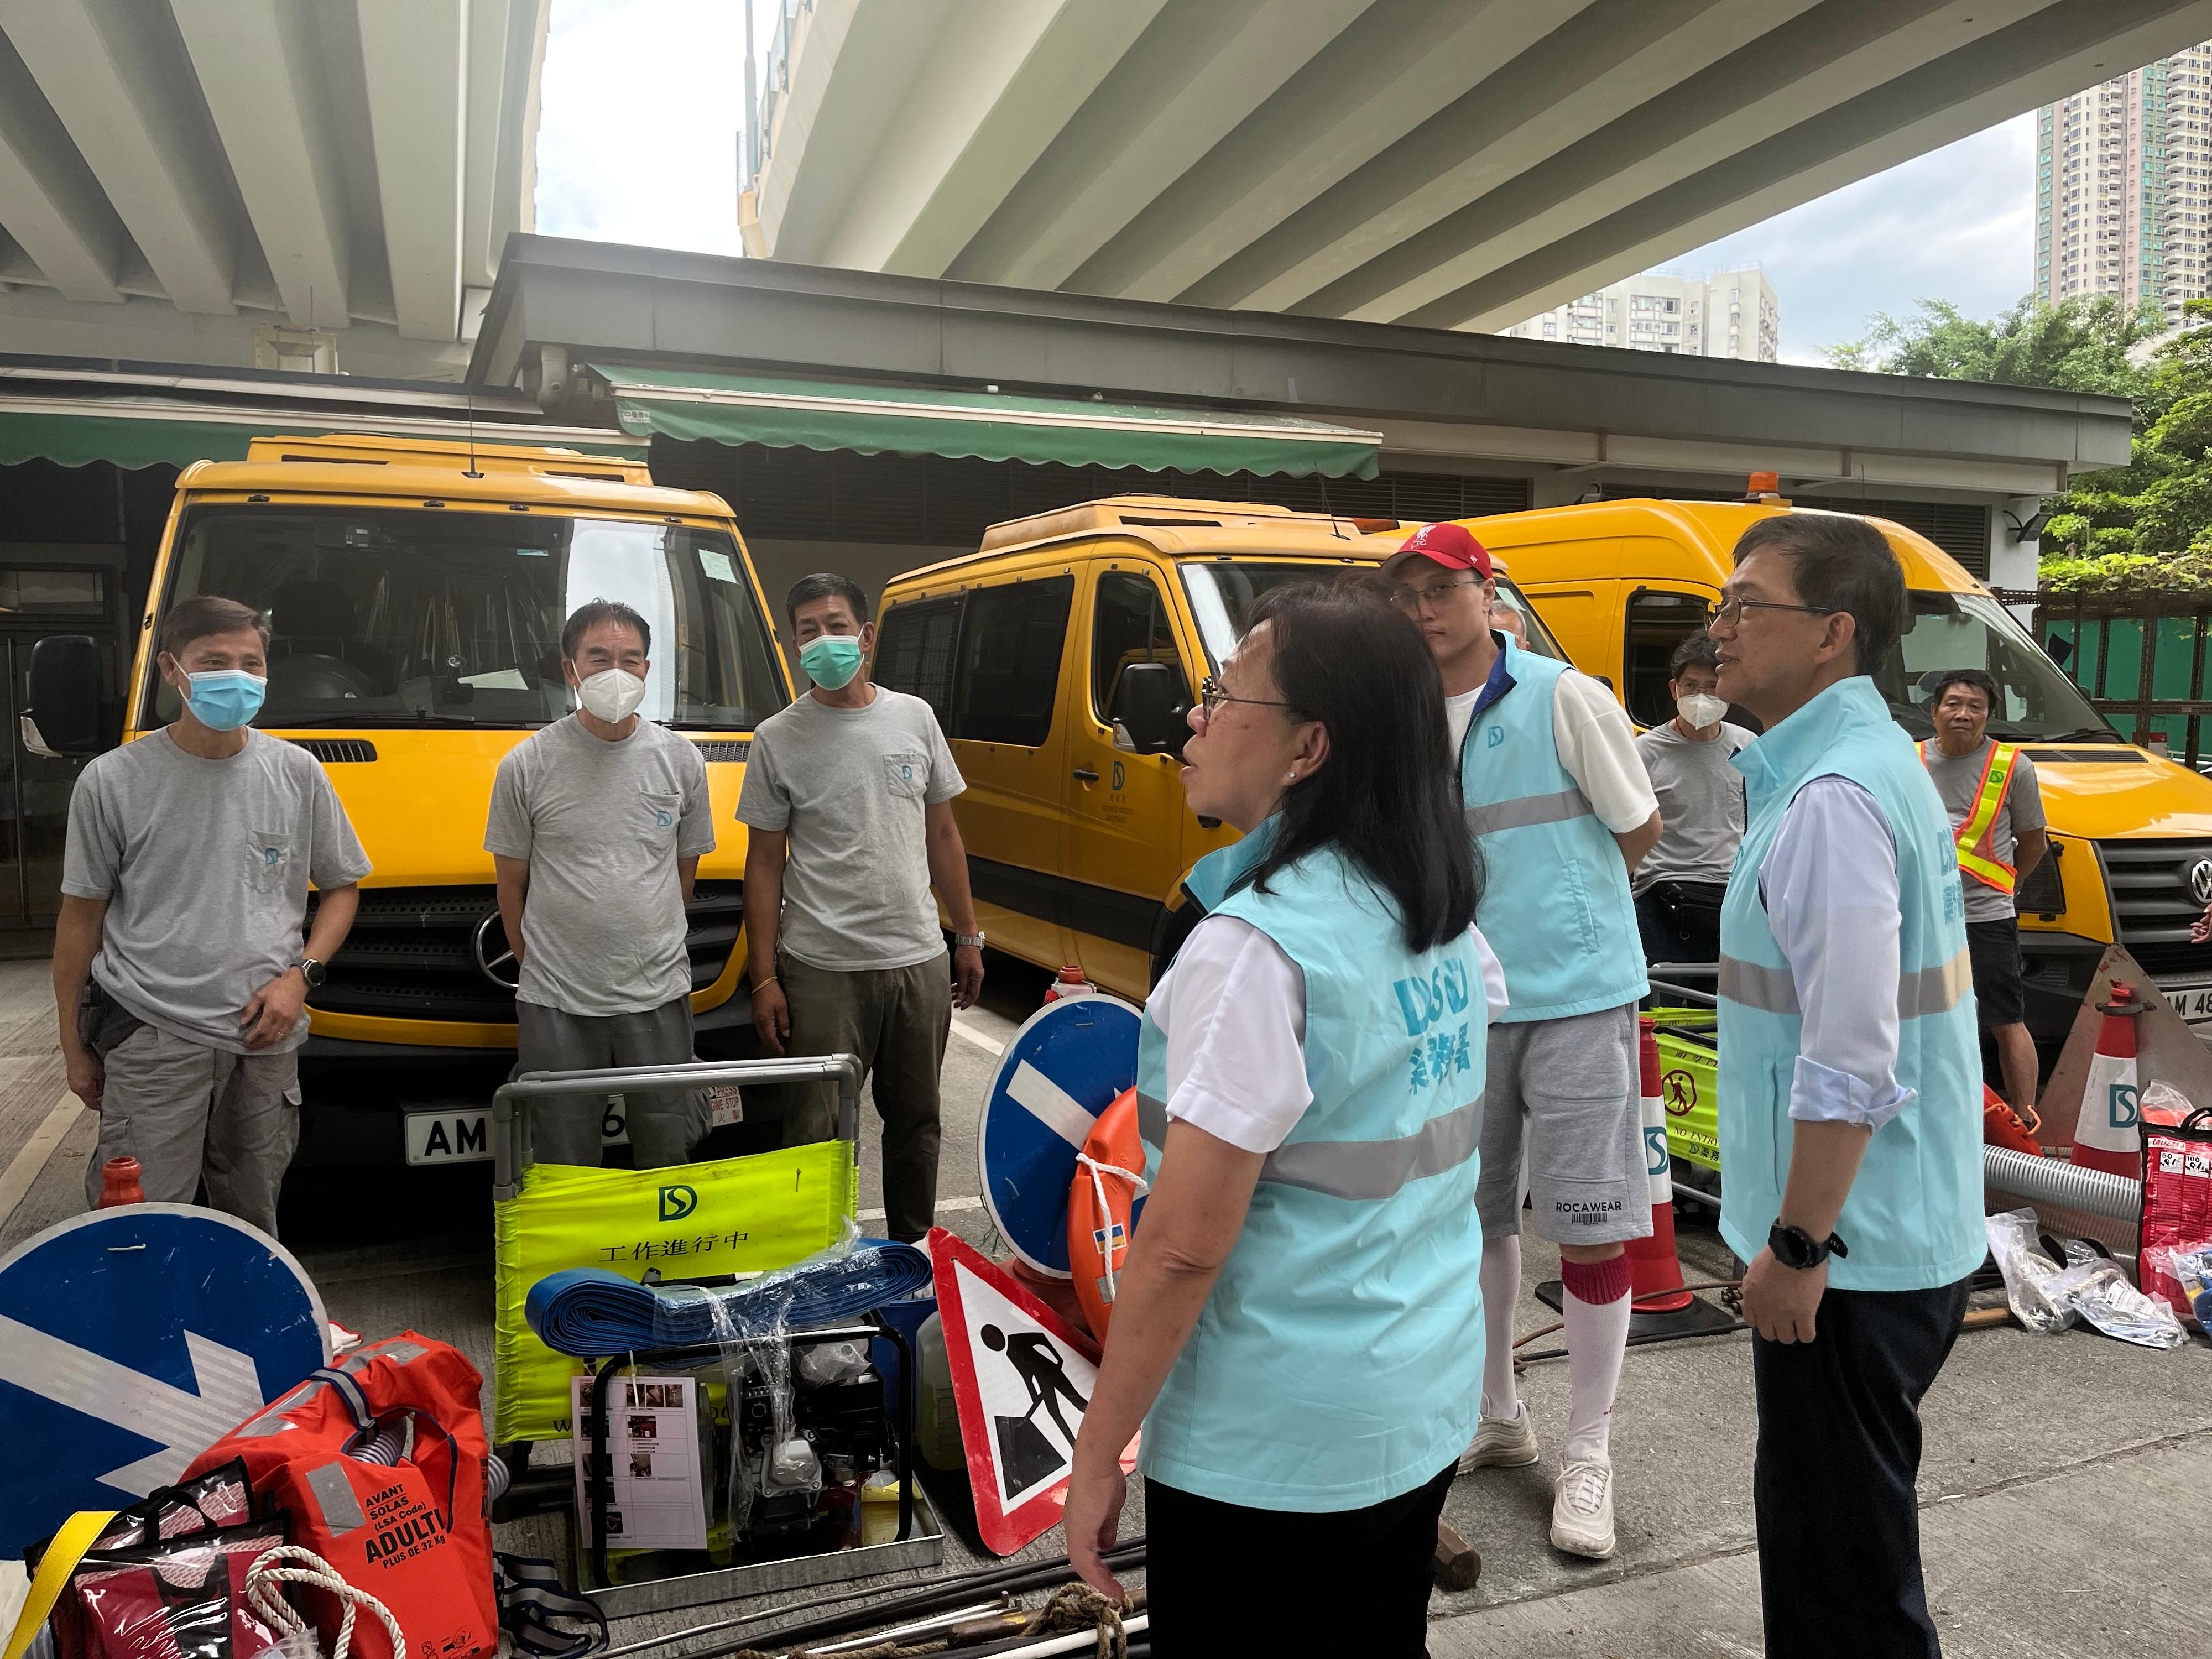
[869,495,1566,1000]
[1470,493,2212,1046]
[27,434,792,1164]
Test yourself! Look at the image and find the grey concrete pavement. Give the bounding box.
[4,951,2210,1653]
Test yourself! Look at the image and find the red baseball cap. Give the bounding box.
[1382,521,1492,581]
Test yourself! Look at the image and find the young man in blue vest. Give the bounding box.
[1708,514,1982,1657]
[1383,523,1662,1560]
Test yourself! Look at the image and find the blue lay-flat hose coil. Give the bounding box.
[524,1239,932,1357]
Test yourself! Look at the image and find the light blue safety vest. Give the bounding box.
[1133,843,1489,1511]
[1718,676,1985,1292]
[1463,637,1647,1021]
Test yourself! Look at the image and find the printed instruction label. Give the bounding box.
[571,1373,709,1550]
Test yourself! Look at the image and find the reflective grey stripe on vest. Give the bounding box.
[1259,1093,1483,1201]
[302,1461,366,1536]
[1136,1091,1169,1150]
[1719,955,1801,1015]
[1464,788,1593,839]
[1721,948,1974,1021]
[1897,948,1972,1019]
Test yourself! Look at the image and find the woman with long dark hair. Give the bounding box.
[1062,583,1501,1657]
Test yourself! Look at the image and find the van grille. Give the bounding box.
[304,880,744,1027]
[2096,839,2212,977]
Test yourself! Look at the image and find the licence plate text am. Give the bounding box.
[2164,984,2212,1024]
[403,1102,629,1166]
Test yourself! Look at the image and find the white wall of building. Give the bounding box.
[1500,267,1780,362]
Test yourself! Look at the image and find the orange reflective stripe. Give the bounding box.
[1922,739,2017,893]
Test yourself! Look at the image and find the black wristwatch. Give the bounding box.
[1768,1223,1848,1271]
[297,957,328,991]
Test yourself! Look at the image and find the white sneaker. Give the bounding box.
[1550,1456,1616,1559]
[1455,1404,1540,1473]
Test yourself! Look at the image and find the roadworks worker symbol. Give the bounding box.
[927,1227,1105,1555]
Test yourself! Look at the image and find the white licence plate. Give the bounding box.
[2164,983,2212,1024]
[403,1100,631,1166]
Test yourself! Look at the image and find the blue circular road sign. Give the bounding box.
[977,993,1142,1276]
[0,1204,329,1556]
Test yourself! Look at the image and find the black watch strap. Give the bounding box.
[1769,1223,1848,1270]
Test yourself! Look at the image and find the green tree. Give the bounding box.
[2041,298,2212,589]
[1821,294,2161,401]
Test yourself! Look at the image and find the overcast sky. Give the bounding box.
[533,1,2038,366]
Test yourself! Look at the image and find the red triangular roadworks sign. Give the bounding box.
[926,1227,1119,1556]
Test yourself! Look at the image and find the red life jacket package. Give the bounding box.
[60,1522,286,1659]
[181,1334,497,1659]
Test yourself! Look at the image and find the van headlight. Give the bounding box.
[2017,842,2065,920]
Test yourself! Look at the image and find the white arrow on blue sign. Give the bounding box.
[0,1204,330,1555]
[976,993,1142,1277]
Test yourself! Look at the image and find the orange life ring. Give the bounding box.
[1067,1087,1149,1339]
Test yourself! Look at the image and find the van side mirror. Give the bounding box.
[1113,662,1186,757]
[25,635,107,757]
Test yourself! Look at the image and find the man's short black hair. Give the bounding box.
[562,598,651,660]
[1927,666,2001,714]
[161,594,270,659]
[787,572,869,629]
[1730,513,1905,675]
[1669,632,1721,676]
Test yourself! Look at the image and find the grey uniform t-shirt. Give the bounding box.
[1921,737,2044,922]
[1632,721,1755,894]
[485,716,716,1016]
[735,687,964,973]
[61,728,372,1054]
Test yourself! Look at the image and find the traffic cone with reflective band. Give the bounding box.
[2069,980,2142,1181]
[1625,1015,1692,1314]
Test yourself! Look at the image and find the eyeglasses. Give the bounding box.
[1196,675,1294,723]
[1385,576,1479,612]
[1707,596,1840,627]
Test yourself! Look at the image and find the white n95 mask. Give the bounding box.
[577,668,647,722]
[1676,693,1728,729]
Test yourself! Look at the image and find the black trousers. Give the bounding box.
[1752,1279,1971,1658]
[1143,1465,1455,1657]
[1635,880,1726,971]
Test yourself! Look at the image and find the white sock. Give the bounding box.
[1561,1269,1632,1464]
[1479,1234,1522,1421]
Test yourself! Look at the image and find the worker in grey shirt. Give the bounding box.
[1917,666,2047,1127]
[739,572,985,1243]
[54,595,370,1236]
[1633,632,1754,972]
[487,599,716,1168]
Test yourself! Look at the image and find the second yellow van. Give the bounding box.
[869,495,1565,999]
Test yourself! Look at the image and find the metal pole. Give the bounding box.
[743,0,759,194]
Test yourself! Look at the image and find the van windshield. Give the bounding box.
[1181,562,1564,666]
[152,505,788,731]
[1877,591,2115,743]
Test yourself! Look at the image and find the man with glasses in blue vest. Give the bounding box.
[1707,514,1981,1657]
[1383,522,1662,1561]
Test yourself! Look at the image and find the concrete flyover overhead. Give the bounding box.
[0,0,550,378]
[744,0,2212,328]
[472,236,2132,598]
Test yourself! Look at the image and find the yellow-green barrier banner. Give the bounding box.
[1651,1006,1720,1174]
[493,1139,858,1443]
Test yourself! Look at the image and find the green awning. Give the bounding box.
[591,364,1382,479]
[0,398,647,469]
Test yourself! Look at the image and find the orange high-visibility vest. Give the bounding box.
[1921,738,2018,893]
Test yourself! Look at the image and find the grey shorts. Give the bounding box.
[1475,1003,1652,1247]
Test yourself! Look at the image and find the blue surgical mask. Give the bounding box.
[183,669,266,732]
[799,635,864,690]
